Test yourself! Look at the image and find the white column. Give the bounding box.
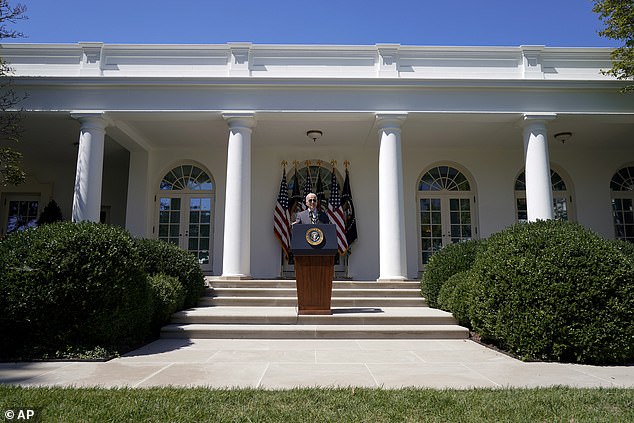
[522,113,556,222]
[125,150,150,237]
[71,113,107,222]
[221,112,256,279]
[377,113,408,281]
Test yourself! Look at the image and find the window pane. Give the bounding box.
[159,211,170,223]
[188,238,198,250]
[201,211,211,224]
[199,238,210,250]
[198,251,209,264]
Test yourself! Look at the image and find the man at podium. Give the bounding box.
[290,192,337,315]
[293,193,332,225]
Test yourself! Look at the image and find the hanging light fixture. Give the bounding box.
[554,132,573,145]
[306,130,323,142]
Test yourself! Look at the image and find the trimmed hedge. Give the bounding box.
[148,273,185,329]
[421,239,483,308]
[0,222,153,359]
[470,220,634,364]
[437,270,475,328]
[135,238,205,308]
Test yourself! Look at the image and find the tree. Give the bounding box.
[593,0,634,92]
[37,199,63,225]
[0,0,27,185]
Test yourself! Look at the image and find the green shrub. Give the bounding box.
[148,273,185,328]
[470,220,634,364]
[0,222,153,359]
[421,239,483,308]
[612,239,634,264]
[135,238,205,308]
[437,270,476,328]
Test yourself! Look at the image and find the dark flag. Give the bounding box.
[341,167,358,247]
[289,169,304,214]
[315,167,326,212]
[273,168,291,258]
[327,170,349,255]
[302,166,313,199]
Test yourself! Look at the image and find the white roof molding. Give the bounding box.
[0,42,616,82]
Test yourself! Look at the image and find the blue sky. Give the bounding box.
[11,0,617,47]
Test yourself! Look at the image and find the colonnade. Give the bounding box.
[70,111,556,280]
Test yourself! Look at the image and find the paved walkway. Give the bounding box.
[2,338,633,389]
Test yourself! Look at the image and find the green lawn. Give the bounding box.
[1,386,632,422]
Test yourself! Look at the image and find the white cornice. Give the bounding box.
[0,42,615,82]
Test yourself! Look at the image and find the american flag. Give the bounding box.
[273,169,291,258]
[327,171,349,255]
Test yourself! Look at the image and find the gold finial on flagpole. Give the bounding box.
[304,160,312,167]
[281,160,288,168]
[316,159,323,167]
[293,160,300,169]
[330,159,337,168]
[344,160,350,169]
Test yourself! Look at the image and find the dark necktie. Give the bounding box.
[311,211,316,224]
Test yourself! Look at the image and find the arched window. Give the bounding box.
[514,168,572,223]
[611,166,634,242]
[160,164,213,191]
[157,164,215,271]
[417,165,477,266]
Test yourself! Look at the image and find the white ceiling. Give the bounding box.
[14,111,634,170]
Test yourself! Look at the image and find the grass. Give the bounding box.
[1,386,632,422]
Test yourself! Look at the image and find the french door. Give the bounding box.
[2,195,40,236]
[158,194,213,272]
[419,194,474,266]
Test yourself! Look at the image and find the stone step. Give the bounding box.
[171,306,456,325]
[199,296,428,307]
[160,278,466,341]
[208,287,422,298]
[207,279,420,290]
[161,323,469,339]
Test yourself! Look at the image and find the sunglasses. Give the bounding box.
[307,199,317,203]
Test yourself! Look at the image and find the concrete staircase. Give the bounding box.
[160,278,469,339]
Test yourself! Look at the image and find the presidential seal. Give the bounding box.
[305,227,325,247]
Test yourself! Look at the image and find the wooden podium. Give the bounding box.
[291,224,337,315]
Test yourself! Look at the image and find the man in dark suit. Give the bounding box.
[294,192,331,225]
